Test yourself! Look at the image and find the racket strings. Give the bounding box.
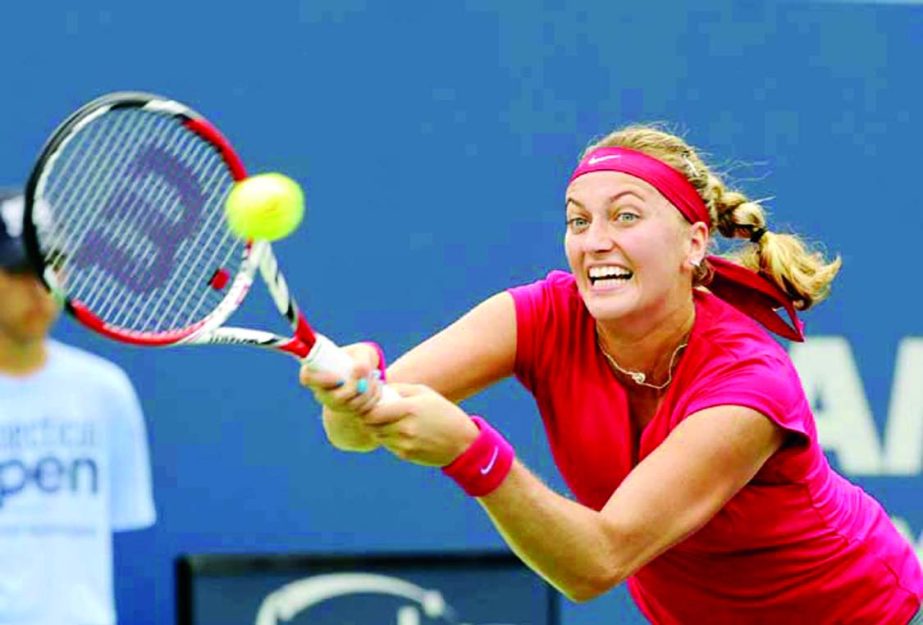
[154,138,243,331]
[37,107,244,334]
[44,111,141,258]
[48,112,169,288]
[49,112,178,316]
[77,116,183,320]
[107,127,218,329]
[48,122,156,321]
[153,136,240,322]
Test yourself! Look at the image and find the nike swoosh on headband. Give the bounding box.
[587,154,622,165]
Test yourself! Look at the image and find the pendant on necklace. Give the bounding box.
[630,372,646,384]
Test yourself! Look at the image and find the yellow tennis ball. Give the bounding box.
[225,173,305,241]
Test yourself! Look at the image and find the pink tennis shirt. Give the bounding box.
[509,270,923,625]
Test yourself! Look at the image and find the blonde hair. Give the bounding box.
[582,123,841,310]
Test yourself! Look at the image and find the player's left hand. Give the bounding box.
[360,383,480,467]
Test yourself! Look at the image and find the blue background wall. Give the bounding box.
[2,1,921,623]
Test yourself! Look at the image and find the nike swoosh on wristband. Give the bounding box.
[479,447,500,475]
[587,154,622,165]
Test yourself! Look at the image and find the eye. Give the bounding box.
[615,211,639,224]
[566,216,590,233]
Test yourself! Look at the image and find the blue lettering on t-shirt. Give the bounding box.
[0,456,99,506]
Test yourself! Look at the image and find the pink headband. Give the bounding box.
[570,147,712,226]
[569,147,805,342]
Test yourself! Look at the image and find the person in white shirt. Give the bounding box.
[0,188,156,625]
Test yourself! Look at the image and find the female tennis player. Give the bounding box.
[301,125,923,624]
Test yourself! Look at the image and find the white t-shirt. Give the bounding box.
[0,340,156,625]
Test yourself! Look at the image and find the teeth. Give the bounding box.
[588,266,632,280]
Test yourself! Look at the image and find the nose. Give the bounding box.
[584,219,615,253]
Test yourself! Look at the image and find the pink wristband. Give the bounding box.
[362,341,387,381]
[441,416,514,497]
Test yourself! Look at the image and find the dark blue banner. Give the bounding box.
[178,553,557,625]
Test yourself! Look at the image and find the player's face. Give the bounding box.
[564,171,705,328]
[0,269,59,344]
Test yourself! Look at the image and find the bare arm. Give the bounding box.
[476,406,785,601]
[387,291,517,400]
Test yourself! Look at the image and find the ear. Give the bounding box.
[686,221,709,268]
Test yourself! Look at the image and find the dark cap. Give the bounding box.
[0,188,30,272]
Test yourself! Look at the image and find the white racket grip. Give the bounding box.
[303,334,399,403]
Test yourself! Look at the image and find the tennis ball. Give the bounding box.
[225,173,305,241]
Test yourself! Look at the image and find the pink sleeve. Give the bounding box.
[680,353,813,446]
[507,271,575,393]
[508,279,549,393]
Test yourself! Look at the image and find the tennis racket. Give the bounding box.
[22,91,395,398]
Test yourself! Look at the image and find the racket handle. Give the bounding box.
[303,334,399,403]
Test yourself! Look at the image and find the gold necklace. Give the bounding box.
[598,338,688,391]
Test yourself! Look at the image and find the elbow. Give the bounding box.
[554,517,651,603]
[562,586,603,604]
[559,567,627,603]
[560,519,652,602]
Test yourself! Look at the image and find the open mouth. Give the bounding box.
[588,265,633,287]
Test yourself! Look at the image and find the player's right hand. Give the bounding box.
[299,342,385,452]
[299,342,385,416]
